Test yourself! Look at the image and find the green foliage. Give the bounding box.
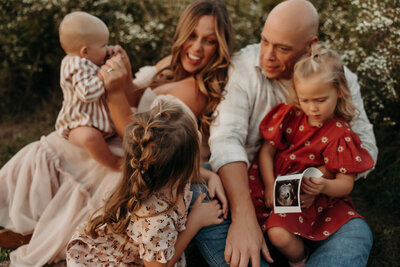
[0,0,399,265]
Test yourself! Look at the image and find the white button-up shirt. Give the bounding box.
[209,44,378,179]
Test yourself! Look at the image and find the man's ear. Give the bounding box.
[307,36,319,51]
[80,46,89,58]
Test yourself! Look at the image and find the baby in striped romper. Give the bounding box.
[55,11,122,171]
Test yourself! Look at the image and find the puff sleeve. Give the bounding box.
[323,127,374,174]
[259,103,297,150]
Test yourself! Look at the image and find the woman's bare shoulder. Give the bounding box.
[154,77,206,117]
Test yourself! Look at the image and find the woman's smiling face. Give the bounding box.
[180,15,218,74]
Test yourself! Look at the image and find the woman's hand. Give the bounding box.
[200,167,228,219]
[108,45,133,80]
[188,193,224,229]
[99,54,128,93]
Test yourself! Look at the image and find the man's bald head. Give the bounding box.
[267,0,319,42]
[259,0,319,79]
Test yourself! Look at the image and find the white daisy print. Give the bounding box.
[318,206,323,213]
[355,156,362,162]
[263,213,269,217]
[348,211,355,216]
[337,146,344,152]
[270,140,275,146]
[345,137,352,142]
[249,175,255,180]
[273,114,278,119]
[279,213,287,217]
[299,125,304,131]
[298,216,304,223]
[286,128,292,134]
[305,140,310,146]
[268,127,274,132]
[290,154,296,160]
[280,123,283,129]
[309,154,315,160]
[340,168,347,173]
[261,224,266,231]
[252,164,258,169]
[294,232,301,236]
[321,137,328,143]
[360,144,366,149]
[323,231,330,236]
[336,122,343,128]
[289,144,295,150]
[325,217,332,222]
[324,157,329,163]
[309,235,315,239]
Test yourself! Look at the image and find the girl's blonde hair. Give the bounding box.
[86,100,200,237]
[291,44,358,122]
[152,0,233,133]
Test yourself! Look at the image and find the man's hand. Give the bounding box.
[225,212,273,267]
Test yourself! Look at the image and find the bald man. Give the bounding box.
[195,1,378,267]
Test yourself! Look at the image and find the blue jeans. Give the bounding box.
[191,184,372,267]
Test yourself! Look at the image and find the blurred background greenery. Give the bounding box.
[0,0,399,266]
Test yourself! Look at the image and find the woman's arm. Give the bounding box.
[99,55,134,137]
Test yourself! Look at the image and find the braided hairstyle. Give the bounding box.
[291,43,358,122]
[86,99,200,237]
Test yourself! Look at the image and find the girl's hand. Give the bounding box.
[99,54,128,93]
[299,193,316,208]
[188,193,224,229]
[202,169,228,219]
[264,188,274,209]
[301,177,326,196]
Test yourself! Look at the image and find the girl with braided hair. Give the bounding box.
[67,99,226,266]
[248,44,374,267]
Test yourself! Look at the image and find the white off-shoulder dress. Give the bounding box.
[0,66,198,267]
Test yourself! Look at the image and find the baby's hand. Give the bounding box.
[264,188,274,209]
[188,193,224,229]
[301,176,326,196]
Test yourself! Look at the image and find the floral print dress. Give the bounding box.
[249,103,374,241]
[66,183,192,266]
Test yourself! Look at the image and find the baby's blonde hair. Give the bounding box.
[59,11,108,54]
[291,44,358,122]
[86,100,200,237]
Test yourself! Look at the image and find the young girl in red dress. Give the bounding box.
[248,44,374,267]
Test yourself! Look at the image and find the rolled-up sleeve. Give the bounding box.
[209,71,251,172]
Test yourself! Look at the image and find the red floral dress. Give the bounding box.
[249,103,374,241]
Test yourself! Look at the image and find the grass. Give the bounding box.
[0,103,399,266]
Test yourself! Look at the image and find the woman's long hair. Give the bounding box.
[152,0,233,133]
[86,100,200,237]
[291,44,358,122]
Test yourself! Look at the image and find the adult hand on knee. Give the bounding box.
[224,213,273,267]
